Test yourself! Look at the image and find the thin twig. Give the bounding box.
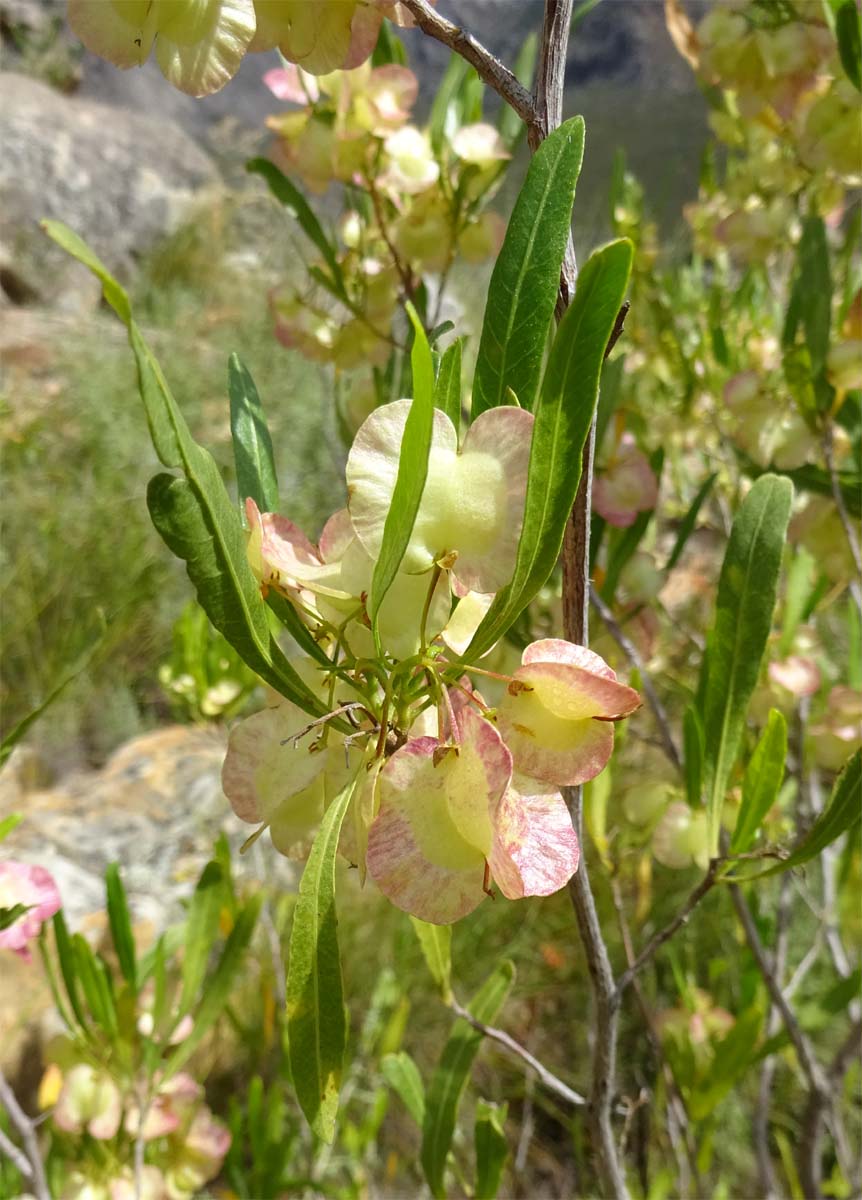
[0,1125,34,1183]
[0,1069,50,1200]
[616,859,722,999]
[755,874,792,1200]
[449,998,588,1108]
[590,585,682,773]
[399,0,538,131]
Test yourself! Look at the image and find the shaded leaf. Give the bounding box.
[731,710,787,854]
[666,472,718,571]
[836,0,862,89]
[229,353,279,515]
[247,158,344,295]
[286,772,358,1142]
[409,918,452,1001]
[105,864,136,990]
[421,960,515,1199]
[434,338,462,436]
[475,1100,509,1199]
[178,861,224,1017]
[0,904,31,932]
[382,1051,426,1126]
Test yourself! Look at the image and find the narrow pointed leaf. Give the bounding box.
[53,910,87,1029]
[836,0,862,89]
[409,918,452,1002]
[178,861,224,1016]
[666,472,718,571]
[73,935,117,1034]
[0,904,31,931]
[105,864,136,989]
[421,960,515,1199]
[228,353,279,514]
[166,893,261,1076]
[475,1100,509,1200]
[472,116,585,416]
[702,474,793,853]
[683,705,705,807]
[287,772,358,1142]
[42,221,329,717]
[147,474,328,716]
[755,749,861,877]
[382,1051,426,1126]
[731,709,787,854]
[434,339,462,436]
[465,240,633,661]
[369,304,435,634]
[497,33,537,146]
[247,158,345,295]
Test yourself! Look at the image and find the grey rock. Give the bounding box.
[0,71,221,307]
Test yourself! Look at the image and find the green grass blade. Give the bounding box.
[369,304,435,636]
[730,709,788,854]
[472,116,585,417]
[287,772,358,1142]
[105,864,136,990]
[701,474,793,854]
[465,240,633,661]
[228,353,280,514]
[421,960,515,1199]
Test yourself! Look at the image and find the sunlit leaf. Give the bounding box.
[465,240,633,661]
[434,338,462,437]
[472,117,585,416]
[178,861,224,1017]
[369,303,435,637]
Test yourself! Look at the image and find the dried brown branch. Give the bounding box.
[398,0,538,129]
[590,585,682,773]
[449,998,588,1108]
[615,859,723,999]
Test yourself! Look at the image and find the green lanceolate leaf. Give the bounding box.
[755,749,861,878]
[790,217,831,380]
[369,304,435,637]
[246,158,345,296]
[429,53,469,153]
[147,474,328,717]
[0,814,23,844]
[421,960,515,1199]
[53,910,87,1029]
[836,0,862,89]
[286,772,358,1143]
[73,934,117,1035]
[701,474,793,854]
[475,1100,509,1200]
[167,893,261,1076]
[382,1051,426,1126]
[434,338,462,436]
[666,472,718,571]
[228,354,280,515]
[0,904,31,932]
[42,221,330,719]
[683,705,705,807]
[409,918,452,1002]
[178,861,224,1017]
[472,116,585,417]
[731,709,788,854]
[105,864,136,990]
[465,240,633,661]
[601,447,663,603]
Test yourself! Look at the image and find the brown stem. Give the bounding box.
[616,859,722,998]
[449,998,588,1108]
[399,0,538,130]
